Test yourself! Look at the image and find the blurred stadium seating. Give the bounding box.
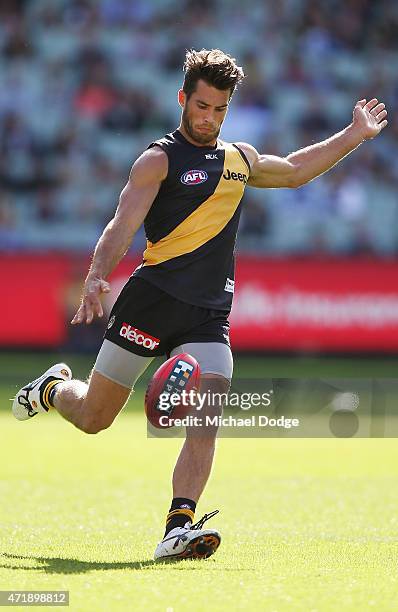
[0,0,397,256]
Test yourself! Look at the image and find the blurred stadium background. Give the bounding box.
[1,0,398,372]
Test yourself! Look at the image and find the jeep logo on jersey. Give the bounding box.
[119,323,160,350]
[223,169,248,184]
[180,169,208,185]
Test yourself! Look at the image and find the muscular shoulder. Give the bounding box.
[234,142,259,172]
[129,146,168,184]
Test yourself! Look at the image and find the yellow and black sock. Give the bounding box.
[40,377,62,411]
[164,497,196,536]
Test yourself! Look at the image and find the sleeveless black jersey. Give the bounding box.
[133,129,250,312]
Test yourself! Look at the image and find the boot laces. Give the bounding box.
[190,509,219,531]
[18,390,37,417]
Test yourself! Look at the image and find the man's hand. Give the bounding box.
[351,98,388,141]
[71,276,111,325]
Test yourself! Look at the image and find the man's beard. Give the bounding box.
[182,107,220,145]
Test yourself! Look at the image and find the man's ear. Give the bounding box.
[178,89,186,108]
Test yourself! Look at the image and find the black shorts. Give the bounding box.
[104,277,230,357]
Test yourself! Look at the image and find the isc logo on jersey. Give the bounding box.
[119,323,160,350]
[180,169,208,185]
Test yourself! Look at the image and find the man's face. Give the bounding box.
[179,79,231,145]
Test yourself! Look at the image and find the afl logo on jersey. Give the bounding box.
[180,169,208,186]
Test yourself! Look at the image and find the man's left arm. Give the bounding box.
[239,98,388,189]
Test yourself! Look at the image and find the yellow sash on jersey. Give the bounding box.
[143,143,248,266]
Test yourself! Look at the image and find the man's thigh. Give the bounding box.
[82,340,154,430]
[81,371,131,431]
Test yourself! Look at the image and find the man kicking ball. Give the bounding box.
[12,48,388,561]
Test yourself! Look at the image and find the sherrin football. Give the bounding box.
[145,353,201,428]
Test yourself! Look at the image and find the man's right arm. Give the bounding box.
[71,146,167,325]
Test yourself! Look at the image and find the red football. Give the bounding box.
[145,353,201,428]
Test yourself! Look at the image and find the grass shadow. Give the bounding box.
[0,553,242,573]
[0,553,156,573]
[0,553,250,573]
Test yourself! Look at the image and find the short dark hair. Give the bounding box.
[182,48,245,99]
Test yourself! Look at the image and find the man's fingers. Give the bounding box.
[71,304,85,325]
[96,301,104,318]
[356,99,366,108]
[376,109,387,122]
[85,297,99,324]
[71,299,102,324]
[365,98,378,110]
[72,278,109,324]
[71,302,98,324]
[87,292,103,317]
[371,102,385,115]
[378,119,388,130]
[86,295,104,320]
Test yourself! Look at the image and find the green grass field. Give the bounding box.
[1,353,398,611]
